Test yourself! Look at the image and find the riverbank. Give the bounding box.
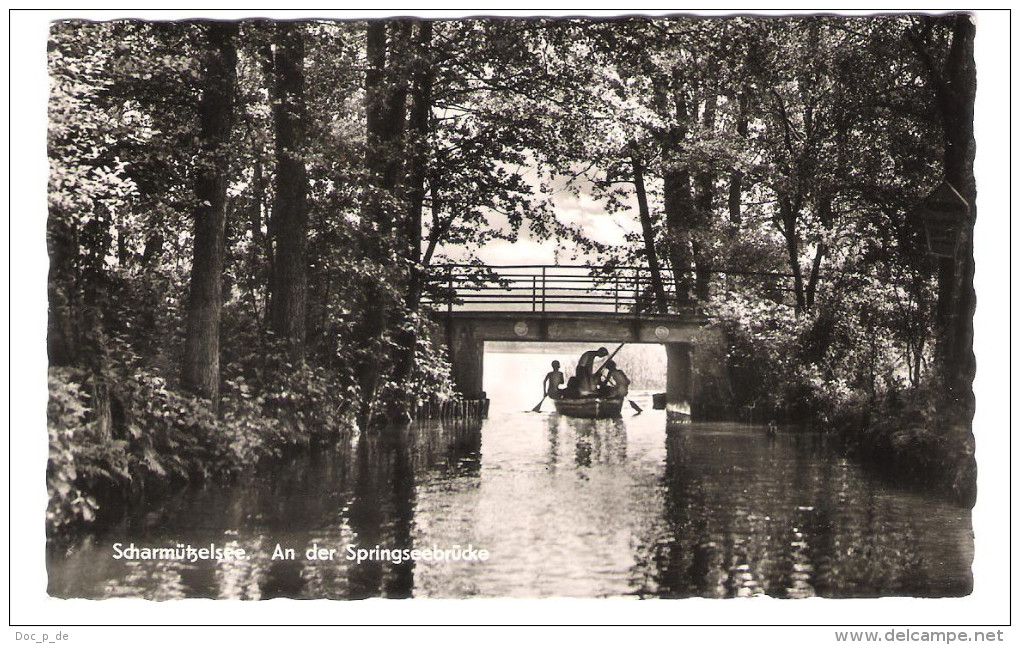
[46,361,358,535]
[828,388,977,507]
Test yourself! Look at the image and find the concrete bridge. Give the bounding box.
[424,264,724,420]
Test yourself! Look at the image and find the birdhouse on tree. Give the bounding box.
[916,181,969,259]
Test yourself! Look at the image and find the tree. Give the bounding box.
[907,14,976,413]
[181,22,239,402]
[268,22,311,361]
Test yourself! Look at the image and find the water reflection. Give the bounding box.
[631,424,971,598]
[571,418,627,472]
[47,420,484,600]
[47,357,973,599]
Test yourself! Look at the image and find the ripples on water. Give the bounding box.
[47,354,973,599]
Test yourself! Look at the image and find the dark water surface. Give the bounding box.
[47,354,973,599]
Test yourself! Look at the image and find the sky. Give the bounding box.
[439,169,644,266]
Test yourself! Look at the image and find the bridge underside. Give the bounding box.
[435,311,713,421]
[439,311,706,344]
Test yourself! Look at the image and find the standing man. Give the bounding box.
[575,347,608,396]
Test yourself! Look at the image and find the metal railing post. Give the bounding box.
[634,267,641,316]
[614,274,619,313]
[541,266,547,313]
[532,275,537,312]
[447,266,453,314]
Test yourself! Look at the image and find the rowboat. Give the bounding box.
[553,396,625,419]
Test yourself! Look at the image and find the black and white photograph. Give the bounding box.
[9,6,1012,631]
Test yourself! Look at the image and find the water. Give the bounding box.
[47,352,973,599]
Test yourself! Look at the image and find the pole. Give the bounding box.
[541,266,547,313]
[593,342,627,378]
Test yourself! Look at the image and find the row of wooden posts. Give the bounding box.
[413,398,490,421]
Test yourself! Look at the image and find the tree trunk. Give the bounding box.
[663,168,694,305]
[388,20,434,422]
[250,151,269,325]
[630,147,668,312]
[181,22,238,403]
[83,275,113,441]
[692,91,718,302]
[404,20,433,289]
[354,20,411,428]
[661,78,695,305]
[728,90,748,225]
[937,15,977,413]
[269,22,309,362]
[46,211,79,366]
[780,197,806,312]
[805,194,832,309]
[907,14,976,414]
[254,41,278,324]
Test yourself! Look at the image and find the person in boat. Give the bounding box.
[542,360,565,400]
[575,346,609,397]
[597,361,630,399]
[563,375,580,398]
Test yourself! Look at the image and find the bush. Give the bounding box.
[47,368,120,528]
[830,382,976,505]
[46,343,360,534]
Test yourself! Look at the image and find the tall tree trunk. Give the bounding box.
[181,22,238,403]
[663,167,694,305]
[728,90,748,225]
[938,15,976,413]
[630,146,667,312]
[661,76,696,305]
[805,194,832,309]
[47,211,79,366]
[692,90,718,302]
[254,40,278,324]
[269,22,309,362]
[354,20,411,428]
[780,197,806,312]
[907,15,976,414]
[250,151,270,325]
[389,19,434,421]
[403,20,433,298]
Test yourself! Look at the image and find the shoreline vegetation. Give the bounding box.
[47,15,977,536]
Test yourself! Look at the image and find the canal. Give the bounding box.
[47,351,973,599]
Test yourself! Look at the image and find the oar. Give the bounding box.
[593,343,640,413]
[593,342,627,378]
[531,395,547,413]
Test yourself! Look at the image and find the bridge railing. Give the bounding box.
[422,263,806,314]
[422,264,694,315]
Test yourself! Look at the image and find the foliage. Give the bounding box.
[375,314,456,412]
[47,368,113,528]
[46,14,977,533]
[46,342,360,532]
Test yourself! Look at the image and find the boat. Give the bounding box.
[553,396,625,419]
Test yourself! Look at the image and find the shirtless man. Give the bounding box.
[542,360,565,400]
[575,346,609,397]
[598,361,631,399]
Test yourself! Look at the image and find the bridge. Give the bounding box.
[422,264,730,420]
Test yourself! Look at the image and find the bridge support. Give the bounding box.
[664,343,694,423]
[447,321,485,399]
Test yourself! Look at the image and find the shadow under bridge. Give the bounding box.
[423,264,721,420]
